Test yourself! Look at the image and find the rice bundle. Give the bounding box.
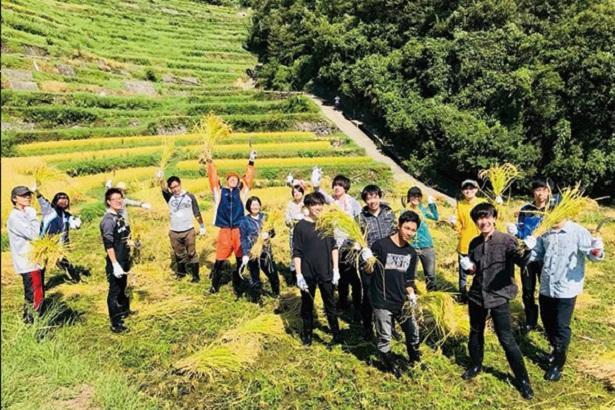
[315,205,378,272]
[416,291,469,343]
[194,113,232,164]
[158,138,175,171]
[22,161,67,187]
[532,184,597,237]
[249,208,284,261]
[175,314,288,379]
[29,234,71,269]
[478,163,520,202]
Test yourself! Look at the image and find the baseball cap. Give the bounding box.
[11,186,33,197]
[461,179,479,189]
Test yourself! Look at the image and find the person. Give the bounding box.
[459,202,533,400]
[293,192,341,346]
[506,177,552,332]
[284,174,306,274]
[158,173,206,282]
[449,179,486,302]
[239,196,279,303]
[369,211,421,378]
[207,150,256,294]
[357,184,396,340]
[311,168,362,316]
[405,186,438,291]
[100,188,132,333]
[334,95,341,109]
[525,220,604,382]
[104,180,151,226]
[7,186,43,323]
[34,186,82,282]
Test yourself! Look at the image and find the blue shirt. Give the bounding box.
[529,221,604,298]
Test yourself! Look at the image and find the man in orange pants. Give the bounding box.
[207,150,256,295]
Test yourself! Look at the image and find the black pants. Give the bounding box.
[106,260,130,326]
[360,272,373,330]
[22,269,45,322]
[521,261,542,327]
[301,280,339,336]
[468,300,529,381]
[539,295,576,349]
[338,258,362,311]
[248,252,280,299]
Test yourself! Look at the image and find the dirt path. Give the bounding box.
[308,95,455,205]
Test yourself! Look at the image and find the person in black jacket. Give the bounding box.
[100,188,132,333]
[460,202,533,400]
[293,192,341,346]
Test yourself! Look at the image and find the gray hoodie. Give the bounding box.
[7,206,40,274]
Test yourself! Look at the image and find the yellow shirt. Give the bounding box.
[455,197,486,254]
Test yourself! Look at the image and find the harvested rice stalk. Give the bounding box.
[315,205,378,272]
[249,208,284,261]
[22,161,67,187]
[158,138,175,171]
[194,113,232,164]
[533,184,597,237]
[478,163,520,203]
[29,235,71,269]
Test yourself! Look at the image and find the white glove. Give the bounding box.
[591,237,604,252]
[428,195,435,205]
[360,247,373,262]
[105,179,112,189]
[286,174,294,186]
[155,170,164,180]
[523,236,537,250]
[112,262,125,278]
[407,291,417,305]
[141,202,151,210]
[249,150,257,162]
[310,167,322,187]
[68,216,82,229]
[448,215,457,225]
[199,224,206,236]
[506,223,518,236]
[261,231,270,240]
[459,256,475,272]
[242,255,250,266]
[296,274,309,292]
[495,196,504,205]
[332,268,340,286]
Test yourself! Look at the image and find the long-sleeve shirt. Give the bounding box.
[529,221,604,298]
[455,197,486,254]
[409,202,438,249]
[208,160,255,227]
[358,204,396,248]
[466,231,525,308]
[239,213,265,256]
[38,195,72,244]
[318,189,361,217]
[292,219,337,283]
[161,190,201,232]
[514,203,544,240]
[285,200,305,227]
[120,197,143,226]
[100,209,131,266]
[7,207,41,274]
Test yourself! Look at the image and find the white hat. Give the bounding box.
[461,179,479,189]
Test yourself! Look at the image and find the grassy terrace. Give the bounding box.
[1,0,613,409]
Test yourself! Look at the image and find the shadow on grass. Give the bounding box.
[41,293,84,327]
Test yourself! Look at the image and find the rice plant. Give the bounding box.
[533,184,598,237]
[28,234,71,269]
[478,163,520,202]
[158,138,175,171]
[193,113,232,164]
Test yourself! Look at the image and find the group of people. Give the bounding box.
[7,150,606,400]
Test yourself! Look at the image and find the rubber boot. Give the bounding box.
[209,260,224,294]
[407,343,421,365]
[301,320,313,346]
[176,262,187,280]
[232,257,243,297]
[381,352,402,378]
[187,262,200,283]
[544,345,566,381]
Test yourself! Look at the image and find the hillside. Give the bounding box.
[1,1,614,409]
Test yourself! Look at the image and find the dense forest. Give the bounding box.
[247,0,615,196]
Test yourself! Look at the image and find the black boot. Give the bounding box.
[462,365,482,380]
[381,352,402,379]
[301,322,313,346]
[209,260,224,294]
[175,262,186,280]
[188,262,200,283]
[544,346,566,381]
[517,378,534,400]
[407,343,421,365]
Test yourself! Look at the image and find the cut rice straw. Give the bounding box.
[158,138,175,171]
[532,184,597,237]
[29,234,71,269]
[22,161,67,187]
[478,163,520,202]
[249,208,284,261]
[194,113,232,164]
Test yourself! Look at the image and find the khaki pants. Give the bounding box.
[169,228,198,265]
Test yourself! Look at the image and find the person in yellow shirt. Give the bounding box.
[448,179,486,303]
